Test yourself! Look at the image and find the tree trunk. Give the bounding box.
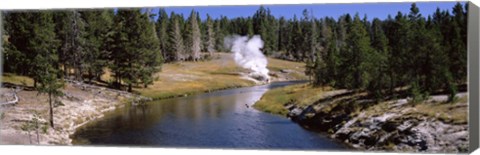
[63,65,67,78]
[27,131,32,144]
[128,83,132,92]
[34,80,37,88]
[48,93,54,128]
[36,128,40,144]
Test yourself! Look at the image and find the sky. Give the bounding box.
[151,1,466,21]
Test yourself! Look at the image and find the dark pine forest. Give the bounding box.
[2,2,468,102]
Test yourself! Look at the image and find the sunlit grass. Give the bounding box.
[135,53,307,99]
[2,53,307,100]
[255,81,468,125]
[409,96,468,124]
[253,83,330,115]
[1,73,35,87]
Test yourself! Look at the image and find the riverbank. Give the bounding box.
[254,83,468,153]
[0,81,145,145]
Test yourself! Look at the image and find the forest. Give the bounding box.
[1,2,468,102]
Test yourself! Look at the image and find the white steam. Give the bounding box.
[224,35,270,82]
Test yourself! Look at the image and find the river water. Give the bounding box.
[72,81,346,151]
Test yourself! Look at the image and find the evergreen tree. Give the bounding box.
[81,9,115,82]
[54,10,87,81]
[156,8,170,62]
[30,11,63,128]
[205,14,216,56]
[344,14,375,90]
[277,17,288,53]
[388,12,411,91]
[253,6,277,55]
[367,18,390,98]
[5,12,38,83]
[186,10,202,61]
[288,15,303,60]
[450,2,467,82]
[169,13,186,61]
[2,12,25,73]
[111,9,161,91]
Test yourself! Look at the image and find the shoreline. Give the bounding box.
[0,82,145,145]
[253,83,469,153]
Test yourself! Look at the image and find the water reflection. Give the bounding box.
[73,81,345,150]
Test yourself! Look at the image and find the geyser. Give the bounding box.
[224,35,270,82]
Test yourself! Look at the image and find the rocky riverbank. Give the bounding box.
[255,84,469,153]
[0,81,149,145]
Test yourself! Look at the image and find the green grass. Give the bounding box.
[253,83,331,115]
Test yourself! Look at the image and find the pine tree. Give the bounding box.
[205,14,216,56]
[2,12,25,73]
[81,9,115,82]
[345,14,375,90]
[253,6,277,55]
[288,15,303,60]
[336,14,353,88]
[111,9,161,91]
[169,13,186,61]
[277,17,288,53]
[156,8,170,62]
[246,17,254,37]
[5,12,38,83]
[31,11,63,128]
[139,12,162,88]
[54,10,87,81]
[367,18,390,98]
[187,10,202,61]
[214,19,224,52]
[450,2,467,82]
[322,18,341,87]
[388,12,411,92]
[301,9,317,61]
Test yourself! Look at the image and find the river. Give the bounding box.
[72,81,347,151]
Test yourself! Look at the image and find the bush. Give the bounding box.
[447,82,458,103]
[410,82,429,104]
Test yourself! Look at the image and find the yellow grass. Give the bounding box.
[255,79,468,125]
[122,53,306,99]
[410,96,468,124]
[2,53,307,100]
[1,73,35,87]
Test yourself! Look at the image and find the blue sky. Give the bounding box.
[150,1,466,21]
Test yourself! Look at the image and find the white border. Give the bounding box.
[0,0,478,155]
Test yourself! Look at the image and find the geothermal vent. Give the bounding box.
[224,35,270,83]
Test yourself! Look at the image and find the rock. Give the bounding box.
[334,129,352,141]
[280,69,293,73]
[397,120,415,133]
[287,107,303,120]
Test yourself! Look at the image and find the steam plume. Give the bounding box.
[224,35,270,82]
